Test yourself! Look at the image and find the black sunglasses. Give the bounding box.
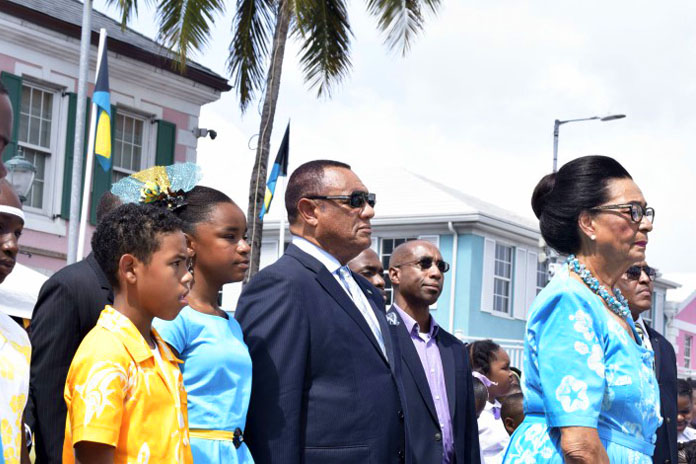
[590,202,655,224]
[394,257,450,273]
[305,191,376,209]
[625,265,656,281]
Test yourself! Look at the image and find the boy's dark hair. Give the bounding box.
[175,186,234,235]
[285,159,351,224]
[501,392,524,420]
[92,203,184,288]
[95,192,122,225]
[469,339,501,375]
[679,378,693,398]
[472,376,488,412]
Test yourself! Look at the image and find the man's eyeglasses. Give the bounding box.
[393,257,450,273]
[590,202,655,224]
[625,265,657,281]
[305,191,376,209]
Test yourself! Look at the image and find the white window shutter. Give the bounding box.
[654,288,665,333]
[513,247,527,319]
[526,251,538,318]
[371,237,379,253]
[481,238,496,312]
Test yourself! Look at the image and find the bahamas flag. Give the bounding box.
[259,123,289,219]
[93,44,112,171]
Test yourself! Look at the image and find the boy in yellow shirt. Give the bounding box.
[63,204,193,463]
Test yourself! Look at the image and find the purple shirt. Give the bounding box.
[394,304,454,464]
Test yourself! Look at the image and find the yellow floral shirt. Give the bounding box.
[0,311,31,464]
[63,306,192,464]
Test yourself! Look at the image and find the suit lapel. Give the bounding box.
[646,323,662,377]
[354,276,395,364]
[388,306,439,423]
[438,334,457,419]
[315,264,389,363]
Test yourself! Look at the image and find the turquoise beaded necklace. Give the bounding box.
[566,254,631,320]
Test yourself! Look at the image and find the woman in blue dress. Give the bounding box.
[154,186,253,463]
[503,156,660,464]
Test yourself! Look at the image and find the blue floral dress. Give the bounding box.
[502,265,662,463]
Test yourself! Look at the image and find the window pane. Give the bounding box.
[21,86,30,114]
[124,117,134,143]
[40,118,51,148]
[134,120,143,145]
[31,88,42,116]
[131,144,141,169]
[22,146,47,209]
[42,92,52,116]
[19,114,29,143]
[29,116,40,146]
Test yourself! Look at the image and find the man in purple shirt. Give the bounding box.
[387,240,481,464]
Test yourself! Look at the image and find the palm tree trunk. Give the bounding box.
[245,0,292,282]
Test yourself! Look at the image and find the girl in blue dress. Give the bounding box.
[503,156,660,464]
[154,186,253,463]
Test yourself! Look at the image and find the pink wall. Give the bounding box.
[161,107,190,163]
[675,295,696,372]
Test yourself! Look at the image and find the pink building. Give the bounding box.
[1,0,229,274]
[673,291,696,378]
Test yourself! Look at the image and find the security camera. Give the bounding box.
[193,128,217,140]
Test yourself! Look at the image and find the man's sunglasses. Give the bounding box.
[305,191,376,209]
[394,257,450,273]
[625,265,656,281]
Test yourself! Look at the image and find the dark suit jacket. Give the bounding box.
[646,322,677,464]
[25,253,113,463]
[235,244,407,464]
[387,305,481,464]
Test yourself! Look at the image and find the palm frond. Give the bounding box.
[228,0,276,112]
[366,0,440,55]
[294,0,352,97]
[156,0,226,70]
[104,0,153,29]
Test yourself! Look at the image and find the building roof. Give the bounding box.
[3,0,231,91]
[263,166,540,237]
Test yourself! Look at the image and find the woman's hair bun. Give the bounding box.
[531,172,556,219]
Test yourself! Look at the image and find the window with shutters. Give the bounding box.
[493,244,513,314]
[685,335,693,369]
[112,112,147,183]
[17,83,58,211]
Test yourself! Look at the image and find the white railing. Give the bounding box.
[455,333,526,370]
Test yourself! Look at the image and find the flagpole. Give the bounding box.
[277,174,286,259]
[76,28,107,261]
[66,0,93,265]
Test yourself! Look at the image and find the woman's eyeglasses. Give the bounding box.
[305,191,376,209]
[590,202,655,224]
[625,265,656,281]
[393,257,450,273]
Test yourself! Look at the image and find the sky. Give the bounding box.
[94,1,696,291]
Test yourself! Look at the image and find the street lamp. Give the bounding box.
[552,113,625,172]
[6,146,37,203]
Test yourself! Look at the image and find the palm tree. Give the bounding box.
[107,0,442,278]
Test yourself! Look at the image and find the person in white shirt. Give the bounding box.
[469,340,514,464]
[678,379,696,443]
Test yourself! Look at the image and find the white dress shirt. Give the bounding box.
[477,399,509,464]
[678,426,696,443]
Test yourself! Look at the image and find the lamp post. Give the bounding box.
[6,146,37,203]
[552,114,625,172]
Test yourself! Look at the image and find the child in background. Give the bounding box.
[62,204,193,463]
[472,376,489,419]
[679,379,696,443]
[500,393,525,436]
[469,339,513,464]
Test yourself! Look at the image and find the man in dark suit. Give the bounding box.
[618,261,677,464]
[236,160,407,464]
[386,240,480,463]
[348,247,387,303]
[25,192,120,463]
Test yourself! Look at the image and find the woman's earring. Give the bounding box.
[590,234,596,241]
[187,257,195,276]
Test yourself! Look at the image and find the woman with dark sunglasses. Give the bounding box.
[502,156,660,464]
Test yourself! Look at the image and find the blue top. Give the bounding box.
[154,306,254,464]
[503,266,662,463]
